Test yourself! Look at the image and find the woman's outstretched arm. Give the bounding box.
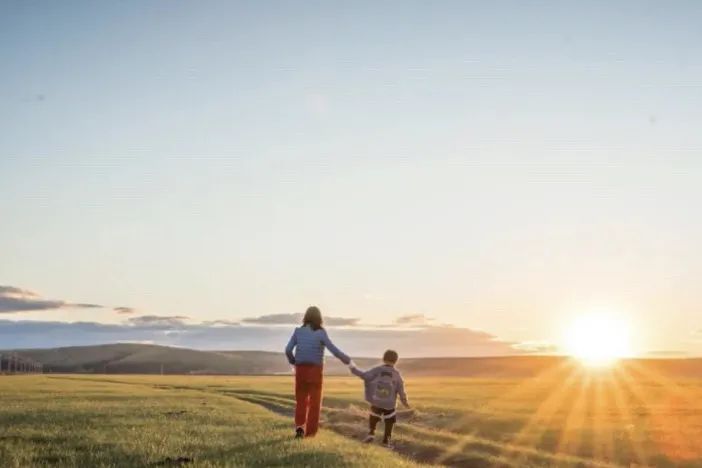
[320,329,350,364]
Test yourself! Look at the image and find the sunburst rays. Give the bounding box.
[608,366,649,465]
[499,363,583,462]
[428,358,701,467]
[435,360,575,464]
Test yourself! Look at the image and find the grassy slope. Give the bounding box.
[4,363,702,466]
[6,371,700,467]
[7,343,374,375]
[0,375,419,468]
[7,343,291,374]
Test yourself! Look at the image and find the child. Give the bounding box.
[349,349,410,448]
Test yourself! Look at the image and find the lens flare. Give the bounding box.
[563,313,632,366]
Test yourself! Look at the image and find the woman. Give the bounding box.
[285,306,351,438]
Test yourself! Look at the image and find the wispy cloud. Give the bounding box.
[0,291,553,356]
[0,318,524,357]
[201,319,240,327]
[0,285,101,313]
[126,315,189,328]
[511,340,558,354]
[242,313,360,327]
[393,313,435,327]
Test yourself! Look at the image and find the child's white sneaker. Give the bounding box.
[362,434,374,443]
[381,441,394,449]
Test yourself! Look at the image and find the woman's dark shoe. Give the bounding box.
[295,427,305,439]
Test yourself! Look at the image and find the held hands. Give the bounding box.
[347,360,360,375]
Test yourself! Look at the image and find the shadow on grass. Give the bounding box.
[227,392,668,468]
[228,393,500,466]
[234,395,295,417]
[195,436,355,467]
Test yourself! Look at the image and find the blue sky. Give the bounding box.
[1,1,701,356]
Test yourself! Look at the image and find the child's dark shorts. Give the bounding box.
[370,406,397,423]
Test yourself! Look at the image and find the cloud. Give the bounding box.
[114,307,135,314]
[331,325,522,357]
[511,341,559,354]
[0,318,522,357]
[393,314,435,327]
[242,313,360,327]
[126,315,189,328]
[201,320,240,327]
[0,286,33,295]
[0,285,102,313]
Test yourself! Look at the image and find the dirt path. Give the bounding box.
[224,389,620,468]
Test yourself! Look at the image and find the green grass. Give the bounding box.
[2,365,702,467]
[0,375,418,467]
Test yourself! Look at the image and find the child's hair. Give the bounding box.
[383,349,399,364]
[302,306,323,331]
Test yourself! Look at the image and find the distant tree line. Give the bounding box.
[0,353,43,374]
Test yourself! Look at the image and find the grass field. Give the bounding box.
[2,363,702,467]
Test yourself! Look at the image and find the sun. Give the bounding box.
[562,312,632,367]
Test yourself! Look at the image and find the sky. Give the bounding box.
[1,1,701,357]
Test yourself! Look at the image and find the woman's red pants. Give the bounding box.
[294,364,323,436]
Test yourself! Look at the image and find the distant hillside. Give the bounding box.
[4,344,290,375]
[4,343,377,375]
[4,343,702,377]
[4,343,557,375]
[2,343,562,376]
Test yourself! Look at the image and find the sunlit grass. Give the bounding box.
[0,375,418,468]
[2,364,702,467]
